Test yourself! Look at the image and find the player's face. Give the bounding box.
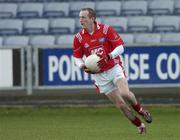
[79,10,94,30]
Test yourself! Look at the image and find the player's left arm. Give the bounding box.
[97,45,124,68]
[107,26,124,48]
[97,27,124,68]
[107,26,124,56]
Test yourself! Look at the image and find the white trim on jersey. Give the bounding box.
[103,24,109,35]
[75,33,82,43]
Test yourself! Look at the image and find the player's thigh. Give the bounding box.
[116,78,130,95]
[106,89,125,105]
[110,64,126,84]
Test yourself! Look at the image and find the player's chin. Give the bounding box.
[81,24,87,28]
[81,26,86,29]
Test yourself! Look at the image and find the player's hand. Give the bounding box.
[97,54,111,68]
[81,65,96,74]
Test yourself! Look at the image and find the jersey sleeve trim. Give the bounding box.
[75,33,82,43]
[103,24,109,35]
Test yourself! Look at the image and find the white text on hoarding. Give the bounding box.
[48,55,89,81]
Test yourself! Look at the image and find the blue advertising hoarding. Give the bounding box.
[41,46,180,87]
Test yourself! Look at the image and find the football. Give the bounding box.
[85,54,100,72]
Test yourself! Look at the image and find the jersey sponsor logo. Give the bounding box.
[90,45,105,56]
[99,37,105,43]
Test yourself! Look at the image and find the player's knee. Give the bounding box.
[120,89,130,99]
[115,100,126,109]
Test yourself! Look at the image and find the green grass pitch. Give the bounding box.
[0,106,180,140]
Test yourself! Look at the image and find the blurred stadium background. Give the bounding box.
[0,0,180,106]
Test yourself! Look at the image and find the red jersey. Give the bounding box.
[73,22,124,72]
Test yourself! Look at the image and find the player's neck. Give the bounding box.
[87,23,95,34]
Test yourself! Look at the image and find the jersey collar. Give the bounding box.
[82,21,100,34]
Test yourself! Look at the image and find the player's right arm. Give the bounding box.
[73,57,96,74]
[73,35,95,74]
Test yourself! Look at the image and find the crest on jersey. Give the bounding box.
[84,43,89,48]
[99,37,105,43]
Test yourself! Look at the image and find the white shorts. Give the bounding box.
[92,64,126,95]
